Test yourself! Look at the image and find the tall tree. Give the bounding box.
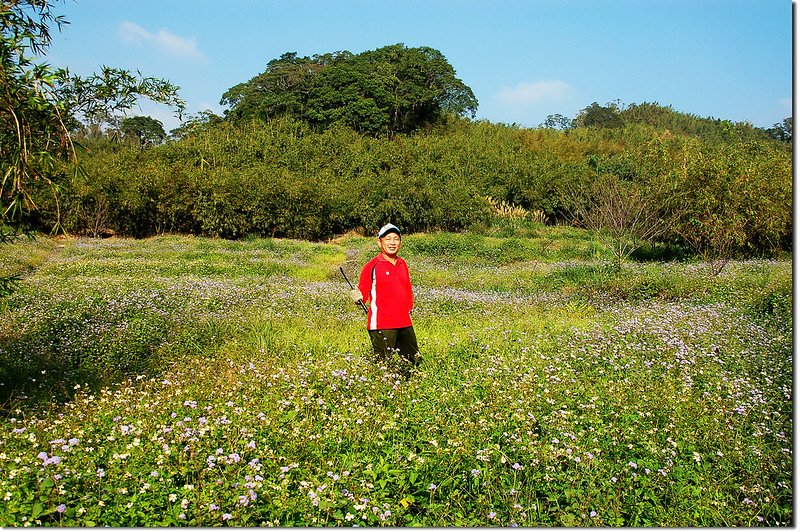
[221,44,477,137]
[0,0,185,234]
[120,116,166,146]
[574,101,624,129]
[765,117,792,143]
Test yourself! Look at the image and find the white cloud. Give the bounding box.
[119,21,206,61]
[496,80,575,105]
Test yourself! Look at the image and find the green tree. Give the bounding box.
[0,0,185,232]
[765,117,792,143]
[221,51,325,122]
[541,113,573,130]
[574,101,624,129]
[222,44,477,137]
[170,109,224,139]
[120,116,166,146]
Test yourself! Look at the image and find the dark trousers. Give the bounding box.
[368,326,420,374]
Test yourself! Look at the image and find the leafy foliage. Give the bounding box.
[0,0,185,230]
[222,44,477,137]
[120,116,166,146]
[41,111,791,264]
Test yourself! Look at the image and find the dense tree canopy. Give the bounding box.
[120,116,166,146]
[221,44,477,137]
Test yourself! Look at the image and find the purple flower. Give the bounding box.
[222,513,232,521]
[511,463,523,470]
[56,504,67,514]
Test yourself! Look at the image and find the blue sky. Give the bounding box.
[44,0,791,133]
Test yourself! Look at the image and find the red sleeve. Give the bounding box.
[358,257,376,303]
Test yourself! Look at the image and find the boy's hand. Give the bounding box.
[349,288,363,303]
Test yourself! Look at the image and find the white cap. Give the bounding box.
[378,223,401,238]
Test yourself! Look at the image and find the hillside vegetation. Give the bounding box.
[30,103,791,265]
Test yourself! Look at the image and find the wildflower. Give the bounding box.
[3,492,11,501]
[693,452,701,463]
[628,461,637,469]
[511,463,523,470]
[488,511,496,519]
[471,469,480,477]
[209,503,220,511]
[169,494,177,502]
[247,440,256,449]
[345,513,354,521]
[308,491,319,507]
[590,511,597,517]
[428,484,437,491]
[57,504,66,514]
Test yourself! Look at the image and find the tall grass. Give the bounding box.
[0,231,791,526]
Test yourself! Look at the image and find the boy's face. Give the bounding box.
[378,233,401,257]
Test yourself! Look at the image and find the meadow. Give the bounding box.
[0,228,792,526]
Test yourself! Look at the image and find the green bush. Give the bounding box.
[34,116,790,260]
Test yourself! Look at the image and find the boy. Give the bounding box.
[350,223,420,375]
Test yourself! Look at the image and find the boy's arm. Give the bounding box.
[357,260,372,303]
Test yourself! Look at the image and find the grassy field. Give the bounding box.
[0,230,792,526]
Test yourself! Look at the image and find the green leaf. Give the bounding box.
[279,410,297,423]
[31,502,43,519]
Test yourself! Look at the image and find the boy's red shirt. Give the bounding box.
[357,253,414,330]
